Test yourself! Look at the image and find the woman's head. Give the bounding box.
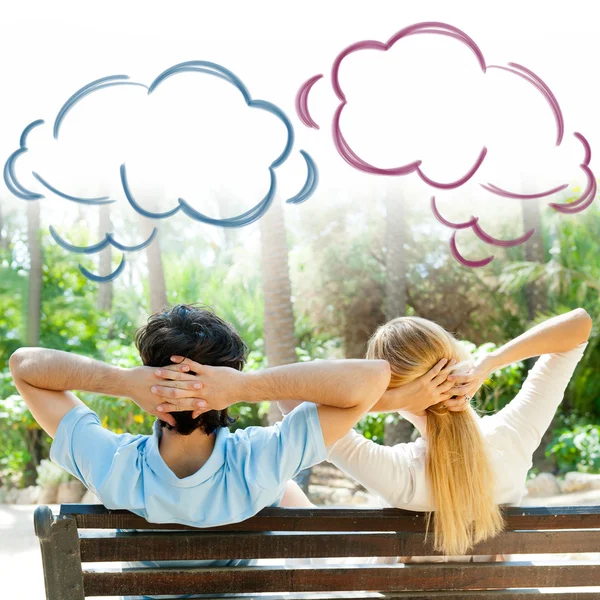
[367,316,504,555]
[366,316,471,388]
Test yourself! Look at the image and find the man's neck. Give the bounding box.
[158,427,217,479]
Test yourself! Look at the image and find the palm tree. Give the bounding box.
[26,201,42,347]
[259,197,297,426]
[24,199,43,485]
[141,211,168,315]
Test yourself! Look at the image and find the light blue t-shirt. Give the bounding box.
[50,401,326,527]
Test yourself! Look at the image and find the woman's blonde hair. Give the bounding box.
[367,316,504,555]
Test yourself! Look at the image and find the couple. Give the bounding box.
[10,304,590,560]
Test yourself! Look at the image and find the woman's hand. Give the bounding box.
[447,355,495,404]
[377,358,477,416]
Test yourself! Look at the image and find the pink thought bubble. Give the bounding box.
[295,22,596,267]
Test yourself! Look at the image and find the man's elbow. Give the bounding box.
[372,359,392,391]
[351,360,391,408]
[9,347,34,380]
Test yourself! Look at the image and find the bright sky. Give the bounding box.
[1,0,599,272]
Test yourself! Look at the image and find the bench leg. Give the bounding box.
[34,506,85,600]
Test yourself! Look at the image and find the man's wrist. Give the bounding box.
[239,371,262,404]
[113,366,137,399]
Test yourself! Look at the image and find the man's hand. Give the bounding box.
[149,355,245,417]
[375,358,477,416]
[120,366,196,426]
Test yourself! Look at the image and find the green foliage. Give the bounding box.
[547,424,600,474]
[461,341,526,414]
[355,413,391,445]
[500,205,600,415]
[36,459,71,487]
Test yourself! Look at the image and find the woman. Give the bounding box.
[327,308,591,556]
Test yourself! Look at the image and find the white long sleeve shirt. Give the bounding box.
[328,344,587,511]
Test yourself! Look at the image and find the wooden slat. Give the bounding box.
[79,529,600,562]
[113,593,600,600]
[83,563,600,596]
[62,504,600,532]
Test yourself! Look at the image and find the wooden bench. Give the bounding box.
[34,503,600,599]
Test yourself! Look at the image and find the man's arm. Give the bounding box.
[152,356,391,446]
[9,347,177,437]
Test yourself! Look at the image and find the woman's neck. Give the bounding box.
[159,427,217,479]
[399,411,428,440]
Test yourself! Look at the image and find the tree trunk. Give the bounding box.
[383,193,413,446]
[259,197,297,426]
[27,201,42,347]
[24,200,43,486]
[97,205,113,312]
[0,203,5,249]
[141,216,168,314]
[260,198,310,490]
[384,193,408,321]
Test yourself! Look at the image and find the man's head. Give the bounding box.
[135,304,248,435]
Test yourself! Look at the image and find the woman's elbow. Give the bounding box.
[573,308,593,342]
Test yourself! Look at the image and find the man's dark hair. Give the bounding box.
[135,304,248,435]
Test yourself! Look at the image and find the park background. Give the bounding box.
[1,0,600,508]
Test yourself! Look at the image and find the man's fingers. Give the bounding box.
[151,385,205,402]
[191,408,211,419]
[170,356,206,374]
[424,358,449,381]
[155,402,181,413]
[153,380,204,392]
[157,413,177,427]
[156,398,208,413]
[154,368,199,382]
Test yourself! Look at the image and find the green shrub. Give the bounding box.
[546,424,600,474]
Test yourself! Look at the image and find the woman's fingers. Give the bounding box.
[437,379,456,394]
[447,373,476,384]
[424,358,449,381]
[431,359,457,386]
[451,383,472,395]
[445,395,470,412]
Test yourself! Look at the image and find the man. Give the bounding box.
[10,304,463,526]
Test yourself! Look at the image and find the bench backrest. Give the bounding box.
[35,504,600,599]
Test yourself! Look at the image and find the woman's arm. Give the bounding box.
[445,309,592,402]
[476,309,591,374]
